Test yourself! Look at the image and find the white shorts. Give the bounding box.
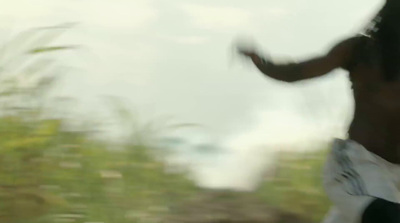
[322,139,400,223]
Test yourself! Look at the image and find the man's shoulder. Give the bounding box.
[331,35,368,53]
[330,35,372,70]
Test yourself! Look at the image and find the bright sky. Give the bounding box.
[0,0,384,190]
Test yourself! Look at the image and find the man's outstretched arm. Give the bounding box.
[240,37,357,82]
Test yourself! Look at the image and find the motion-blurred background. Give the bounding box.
[0,0,383,222]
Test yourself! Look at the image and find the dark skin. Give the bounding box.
[239,36,400,164]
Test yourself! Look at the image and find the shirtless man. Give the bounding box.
[238,1,400,222]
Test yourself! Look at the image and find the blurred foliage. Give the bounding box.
[164,190,309,223]
[164,150,331,223]
[0,25,332,223]
[256,150,331,222]
[0,25,199,223]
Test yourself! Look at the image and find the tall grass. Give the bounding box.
[0,25,331,223]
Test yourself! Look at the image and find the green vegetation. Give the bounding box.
[0,26,331,223]
[256,150,331,222]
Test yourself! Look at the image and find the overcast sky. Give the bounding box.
[1,0,384,190]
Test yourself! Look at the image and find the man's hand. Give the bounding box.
[233,37,265,65]
[237,47,263,65]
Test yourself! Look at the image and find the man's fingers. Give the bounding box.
[238,49,256,57]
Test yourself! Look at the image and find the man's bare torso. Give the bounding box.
[346,36,400,163]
